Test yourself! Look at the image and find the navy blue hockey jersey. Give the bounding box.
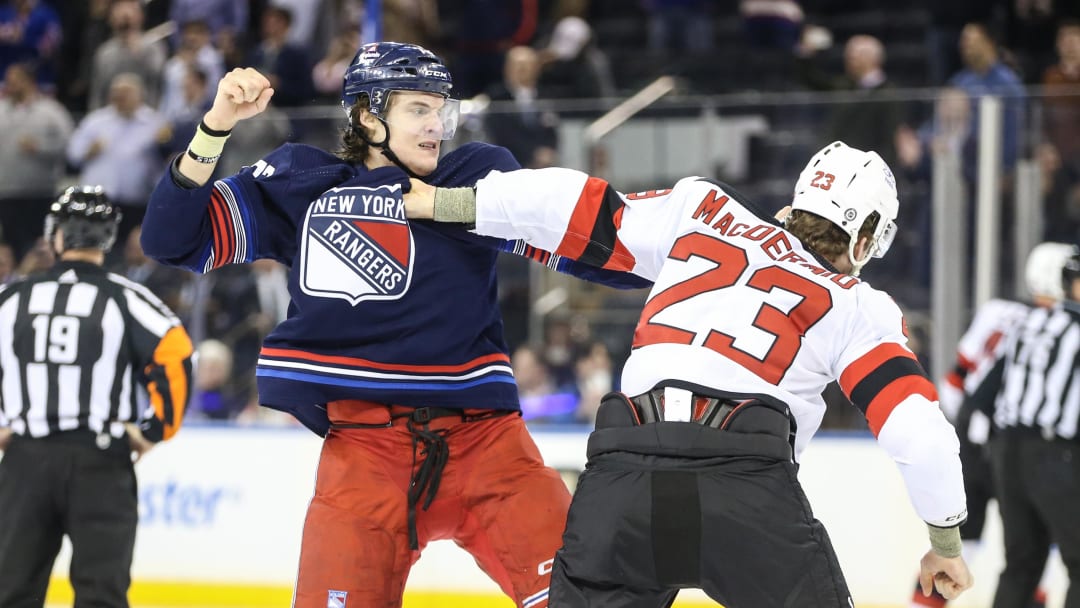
[142,142,647,434]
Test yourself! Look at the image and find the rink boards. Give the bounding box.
[22,424,1067,608]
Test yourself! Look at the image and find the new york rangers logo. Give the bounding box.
[327,590,347,608]
[300,184,413,305]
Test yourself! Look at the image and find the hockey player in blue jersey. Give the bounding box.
[140,42,645,608]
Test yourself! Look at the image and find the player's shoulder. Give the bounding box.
[106,272,174,311]
[848,280,906,327]
[685,177,781,223]
[106,271,156,297]
[974,297,1030,320]
[250,143,352,177]
[444,142,520,171]
[0,279,24,306]
[430,142,521,187]
[970,298,1031,330]
[671,175,710,191]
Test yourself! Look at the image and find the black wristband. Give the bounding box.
[198,120,232,137]
[186,148,221,164]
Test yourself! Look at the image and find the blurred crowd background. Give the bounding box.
[0,0,1078,430]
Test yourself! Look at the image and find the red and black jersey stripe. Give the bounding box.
[944,353,976,391]
[208,186,237,269]
[554,177,636,272]
[839,343,938,436]
[520,243,552,267]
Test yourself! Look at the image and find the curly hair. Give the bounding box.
[336,94,396,164]
[785,209,879,265]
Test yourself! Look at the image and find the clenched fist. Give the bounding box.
[204,67,275,132]
[919,550,973,600]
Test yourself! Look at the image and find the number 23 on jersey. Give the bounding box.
[632,233,833,384]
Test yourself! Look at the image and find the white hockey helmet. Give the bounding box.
[790,141,899,276]
[1024,242,1077,301]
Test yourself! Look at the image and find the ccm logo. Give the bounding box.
[943,510,968,524]
[537,559,554,575]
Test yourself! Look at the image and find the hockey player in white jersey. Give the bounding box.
[404,141,973,606]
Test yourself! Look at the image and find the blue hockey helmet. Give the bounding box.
[341,42,453,118]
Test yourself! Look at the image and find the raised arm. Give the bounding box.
[176,68,274,186]
[142,68,350,272]
[141,68,274,271]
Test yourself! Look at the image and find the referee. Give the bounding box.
[0,186,194,608]
[972,246,1080,608]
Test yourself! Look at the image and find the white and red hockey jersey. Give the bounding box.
[469,168,967,527]
[940,299,1030,419]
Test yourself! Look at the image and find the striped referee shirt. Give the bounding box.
[981,302,1080,440]
[0,260,193,442]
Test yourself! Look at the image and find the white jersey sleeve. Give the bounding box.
[473,168,695,280]
[835,286,967,527]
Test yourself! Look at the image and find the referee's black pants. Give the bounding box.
[0,431,138,608]
[550,395,851,607]
[990,433,1080,608]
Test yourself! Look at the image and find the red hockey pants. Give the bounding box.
[292,400,569,608]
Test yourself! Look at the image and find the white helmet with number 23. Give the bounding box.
[790,141,899,276]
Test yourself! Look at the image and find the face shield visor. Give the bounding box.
[870,217,897,258]
[384,91,460,141]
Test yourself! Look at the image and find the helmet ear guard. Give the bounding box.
[789,141,900,276]
[45,185,122,254]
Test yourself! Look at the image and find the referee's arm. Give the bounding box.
[141,326,195,442]
[124,288,195,443]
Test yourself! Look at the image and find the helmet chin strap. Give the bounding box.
[353,118,424,179]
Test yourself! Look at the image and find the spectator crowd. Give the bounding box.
[0,0,1078,427]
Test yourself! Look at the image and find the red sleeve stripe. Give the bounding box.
[944,369,964,390]
[556,176,608,260]
[865,375,939,436]
[839,343,915,396]
[554,177,636,272]
[957,352,976,373]
[208,187,236,269]
[984,330,1004,356]
[608,237,635,272]
[845,354,935,414]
